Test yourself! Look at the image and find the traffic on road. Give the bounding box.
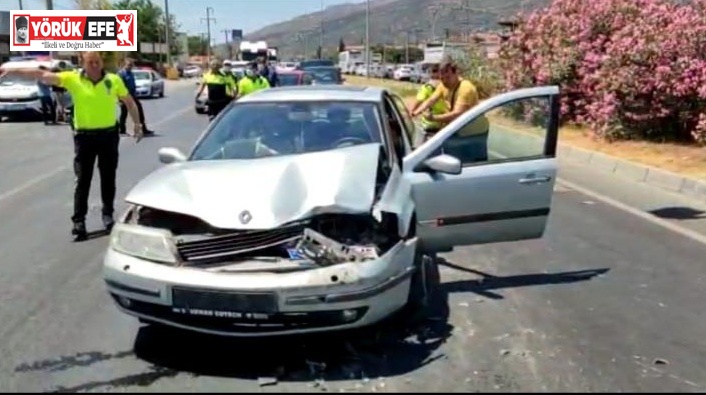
[1,54,706,393]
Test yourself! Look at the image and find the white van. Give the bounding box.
[0,59,74,120]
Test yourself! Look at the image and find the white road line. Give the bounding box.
[0,105,193,204]
[558,178,706,246]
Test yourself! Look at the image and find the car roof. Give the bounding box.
[278,70,306,75]
[237,85,385,103]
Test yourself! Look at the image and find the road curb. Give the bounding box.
[557,144,706,201]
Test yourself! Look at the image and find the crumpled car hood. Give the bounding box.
[125,143,383,229]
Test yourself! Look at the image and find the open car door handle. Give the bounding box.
[519,175,552,185]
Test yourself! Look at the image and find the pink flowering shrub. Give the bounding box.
[498,0,706,145]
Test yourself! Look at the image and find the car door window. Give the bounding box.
[389,93,415,153]
[439,93,558,166]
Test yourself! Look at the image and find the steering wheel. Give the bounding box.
[331,136,368,149]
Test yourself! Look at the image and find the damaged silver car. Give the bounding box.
[103,85,561,336]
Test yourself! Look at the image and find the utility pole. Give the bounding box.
[404,31,410,64]
[45,0,53,9]
[201,7,216,61]
[222,29,233,59]
[319,0,324,59]
[164,0,171,66]
[365,0,370,79]
[18,0,23,10]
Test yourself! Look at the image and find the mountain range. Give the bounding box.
[243,0,550,58]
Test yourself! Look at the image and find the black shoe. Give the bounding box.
[72,221,88,242]
[143,130,155,135]
[102,214,115,231]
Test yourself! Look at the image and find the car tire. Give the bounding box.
[402,252,441,322]
[158,88,164,98]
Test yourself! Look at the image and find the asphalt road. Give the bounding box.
[1,81,706,392]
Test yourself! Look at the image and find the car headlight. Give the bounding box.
[110,223,178,264]
[29,92,39,99]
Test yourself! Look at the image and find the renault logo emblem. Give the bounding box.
[239,210,252,224]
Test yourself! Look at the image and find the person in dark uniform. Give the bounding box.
[196,60,237,121]
[117,58,154,136]
[37,66,57,125]
[0,52,143,241]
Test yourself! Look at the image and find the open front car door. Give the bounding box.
[403,86,561,253]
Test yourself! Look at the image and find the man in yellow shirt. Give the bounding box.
[196,60,237,121]
[411,56,489,162]
[408,63,448,144]
[0,51,142,241]
[237,63,271,98]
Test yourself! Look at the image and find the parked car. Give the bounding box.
[393,65,413,81]
[278,70,313,86]
[194,86,207,114]
[103,84,561,337]
[305,66,344,85]
[183,65,202,79]
[133,68,165,98]
[0,59,75,121]
[297,59,335,71]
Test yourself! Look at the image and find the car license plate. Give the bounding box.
[5,103,26,111]
[171,287,279,315]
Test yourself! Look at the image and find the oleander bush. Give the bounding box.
[498,0,706,145]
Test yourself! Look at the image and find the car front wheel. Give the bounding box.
[402,252,441,322]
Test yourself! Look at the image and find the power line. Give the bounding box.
[201,7,216,60]
[221,29,234,59]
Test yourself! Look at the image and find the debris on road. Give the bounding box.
[500,349,511,356]
[653,358,669,366]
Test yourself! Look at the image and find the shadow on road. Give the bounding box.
[131,292,452,384]
[649,206,706,220]
[439,257,610,300]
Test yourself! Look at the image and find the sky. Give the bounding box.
[4,0,367,44]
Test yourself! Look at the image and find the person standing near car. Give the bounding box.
[117,58,154,136]
[408,63,447,145]
[37,66,57,125]
[237,63,271,98]
[0,51,143,241]
[411,56,489,162]
[221,60,239,87]
[196,60,237,121]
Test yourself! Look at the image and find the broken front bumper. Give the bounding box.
[103,238,418,337]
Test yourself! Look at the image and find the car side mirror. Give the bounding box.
[416,154,462,175]
[158,147,187,164]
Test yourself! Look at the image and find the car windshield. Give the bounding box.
[190,101,382,161]
[0,75,36,86]
[278,74,301,86]
[134,71,150,80]
[308,68,338,83]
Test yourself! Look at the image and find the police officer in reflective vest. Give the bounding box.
[237,62,271,98]
[0,51,143,242]
[196,60,237,121]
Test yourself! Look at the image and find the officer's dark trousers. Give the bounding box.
[71,128,120,224]
[207,100,229,121]
[118,94,146,133]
